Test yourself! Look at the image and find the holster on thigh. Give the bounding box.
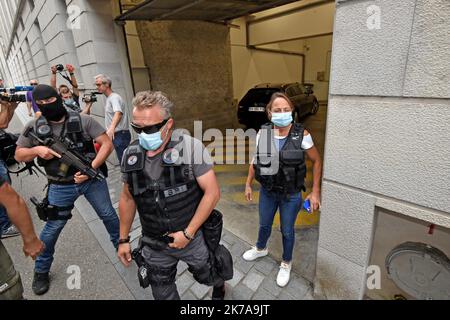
[188,258,215,286]
[148,264,177,287]
[201,209,223,252]
[30,195,73,221]
[132,247,177,288]
[189,246,234,286]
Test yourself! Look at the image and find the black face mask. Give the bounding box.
[32,84,67,121]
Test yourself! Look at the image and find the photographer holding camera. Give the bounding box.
[51,64,93,115]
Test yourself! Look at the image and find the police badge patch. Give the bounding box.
[127,155,138,166]
[163,148,179,165]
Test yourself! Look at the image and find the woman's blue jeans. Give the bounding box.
[34,178,119,273]
[256,186,302,262]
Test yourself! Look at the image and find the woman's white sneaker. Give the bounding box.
[242,247,268,261]
[276,261,292,287]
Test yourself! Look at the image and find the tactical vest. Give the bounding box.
[254,122,307,194]
[122,139,204,238]
[34,111,96,183]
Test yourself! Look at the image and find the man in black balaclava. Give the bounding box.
[15,84,119,296]
[32,84,67,121]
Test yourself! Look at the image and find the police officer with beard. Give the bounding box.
[15,84,119,295]
[117,91,227,300]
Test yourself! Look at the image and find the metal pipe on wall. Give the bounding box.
[244,0,335,85]
[245,19,305,84]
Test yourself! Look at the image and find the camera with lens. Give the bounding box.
[0,93,27,103]
[82,92,98,103]
[55,64,65,72]
[0,86,32,103]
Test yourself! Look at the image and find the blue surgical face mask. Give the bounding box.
[138,124,167,151]
[64,98,75,105]
[271,112,293,127]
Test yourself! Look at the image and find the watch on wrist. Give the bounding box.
[183,229,194,241]
[118,236,130,245]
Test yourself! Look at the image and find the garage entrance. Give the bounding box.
[116,0,334,283]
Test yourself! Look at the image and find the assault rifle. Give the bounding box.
[23,126,105,181]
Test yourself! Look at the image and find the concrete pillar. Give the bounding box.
[135,20,234,133]
[28,22,50,84]
[315,0,450,299]
[0,48,13,86]
[22,37,37,80]
[37,0,80,78]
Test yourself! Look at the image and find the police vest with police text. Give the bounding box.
[253,122,307,194]
[121,139,203,238]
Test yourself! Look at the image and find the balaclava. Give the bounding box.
[32,84,67,121]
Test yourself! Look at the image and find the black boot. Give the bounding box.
[212,284,226,300]
[32,272,50,295]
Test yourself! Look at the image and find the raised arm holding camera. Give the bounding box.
[50,64,93,115]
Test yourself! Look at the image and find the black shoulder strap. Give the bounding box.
[34,116,52,140]
[121,140,146,196]
[121,139,144,172]
[65,111,83,141]
[261,122,273,130]
[160,135,192,187]
[165,134,184,155]
[66,111,81,123]
[288,123,305,150]
[257,123,275,161]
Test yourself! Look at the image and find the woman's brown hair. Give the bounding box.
[266,92,294,115]
[59,85,70,94]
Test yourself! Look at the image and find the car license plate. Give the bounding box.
[249,107,265,112]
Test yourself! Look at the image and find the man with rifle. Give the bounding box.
[15,84,119,295]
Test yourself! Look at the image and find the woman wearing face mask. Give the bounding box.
[50,65,92,115]
[59,86,93,115]
[242,92,322,287]
[59,85,81,113]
